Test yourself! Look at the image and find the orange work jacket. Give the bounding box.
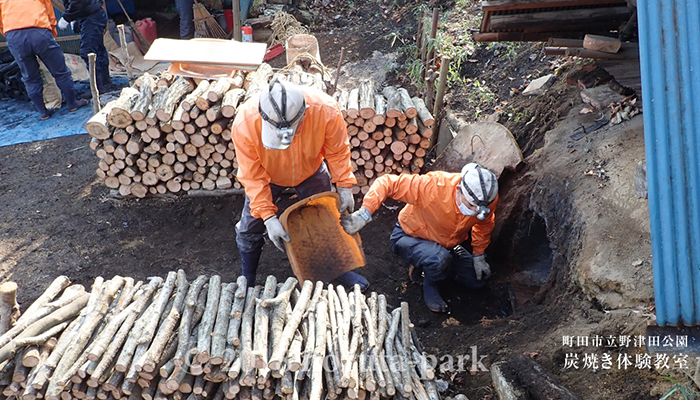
[232,87,356,221]
[361,171,498,255]
[0,0,58,36]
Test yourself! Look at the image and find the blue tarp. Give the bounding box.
[0,98,92,147]
[0,77,128,148]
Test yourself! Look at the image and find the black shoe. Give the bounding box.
[68,98,89,112]
[39,108,54,120]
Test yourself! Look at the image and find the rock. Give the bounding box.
[632,259,644,267]
[635,161,648,199]
[522,74,555,96]
[454,394,469,400]
[580,85,625,110]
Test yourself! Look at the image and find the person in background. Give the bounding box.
[175,0,194,39]
[341,163,499,312]
[231,78,369,290]
[59,0,112,92]
[0,0,88,120]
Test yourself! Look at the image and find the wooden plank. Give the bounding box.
[481,0,626,12]
[489,7,630,31]
[144,38,266,70]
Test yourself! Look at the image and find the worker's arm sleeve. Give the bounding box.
[61,0,77,22]
[322,105,356,188]
[471,197,498,255]
[361,173,433,215]
[232,126,277,221]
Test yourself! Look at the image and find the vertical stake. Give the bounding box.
[88,53,100,113]
[232,0,243,41]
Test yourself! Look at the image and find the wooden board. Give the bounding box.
[144,38,266,70]
[280,192,366,283]
[430,122,523,177]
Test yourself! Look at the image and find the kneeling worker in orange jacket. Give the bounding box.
[341,163,498,312]
[232,78,368,289]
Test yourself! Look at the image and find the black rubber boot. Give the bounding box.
[29,94,51,120]
[423,278,448,313]
[240,249,262,288]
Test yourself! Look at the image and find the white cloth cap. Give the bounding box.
[459,163,498,205]
[259,79,306,150]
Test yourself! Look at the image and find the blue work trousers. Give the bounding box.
[175,0,195,39]
[5,28,77,110]
[236,162,332,255]
[78,8,110,87]
[389,222,486,289]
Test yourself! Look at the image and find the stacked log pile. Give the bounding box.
[0,273,441,400]
[84,69,264,197]
[334,82,435,195]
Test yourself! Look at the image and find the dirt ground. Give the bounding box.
[0,0,687,399]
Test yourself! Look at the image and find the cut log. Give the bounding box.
[157,77,194,122]
[211,282,236,365]
[146,86,169,125]
[0,282,19,336]
[206,78,234,104]
[252,276,277,370]
[347,89,360,119]
[411,97,434,127]
[221,88,246,118]
[358,81,376,119]
[382,87,401,118]
[131,74,156,121]
[337,90,350,118]
[182,80,210,112]
[108,87,140,128]
[390,141,407,154]
[239,286,261,386]
[86,100,118,140]
[396,88,417,119]
[372,95,386,125]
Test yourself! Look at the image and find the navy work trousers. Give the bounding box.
[78,8,110,88]
[175,0,195,39]
[235,162,332,275]
[5,28,77,111]
[389,222,486,289]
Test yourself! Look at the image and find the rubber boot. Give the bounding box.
[423,278,448,313]
[240,248,262,288]
[336,271,369,292]
[63,86,88,111]
[29,94,52,120]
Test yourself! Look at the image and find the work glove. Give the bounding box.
[264,216,290,252]
[473,254,492,281]
[340,207,372,235]
[337,186,355,213]
[58,17,69,30]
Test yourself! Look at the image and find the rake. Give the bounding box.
[193,0,229,39]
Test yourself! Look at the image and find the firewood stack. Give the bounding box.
[0,273,441,400]
[84,70,261,198]
[334,82,435,195]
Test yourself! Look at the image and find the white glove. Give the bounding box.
[473,254,491,281]
[58,17,69,30]
[264,216,290,252]
[338,186,355,213]
[340,207,372,235]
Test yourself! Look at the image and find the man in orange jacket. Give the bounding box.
[341,163,498,312]
[232,78,368,289]
[0,0,87,119]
